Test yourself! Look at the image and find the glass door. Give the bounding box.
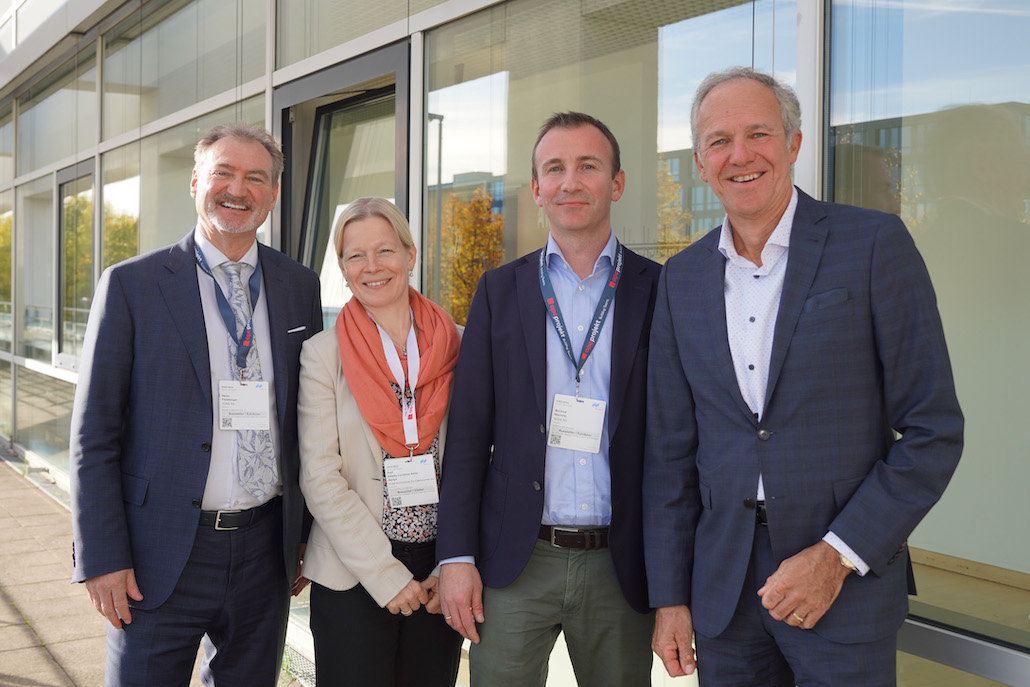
[300,86,397,328]
[56,160,94,369]
[274,41,409,329]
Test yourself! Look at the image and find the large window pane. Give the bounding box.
[277,0,447,68]
[424,0,794,324]
[14,366,74,474]
[60,173,93,360]
[17,48,96,174]
[102,144,140,269]
[16,176,53,362]
[0,107,13,185]
[0,190,11,353]
[0,359,11,439]
[829,0,1030,667]
[103,0,264,141]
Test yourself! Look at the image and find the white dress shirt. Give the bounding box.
[195,230,281,510]
[719,188,868,575]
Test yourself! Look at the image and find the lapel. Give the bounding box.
[257,244,291,429]
[607,249,649,438]
[699,236,758,423]
[764,191,828,409]
[515,251,548,420]
[159,231,212,410]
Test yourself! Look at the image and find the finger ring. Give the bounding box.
[791,612,805,623]
[444,615,452,620]
[402,610,412,616]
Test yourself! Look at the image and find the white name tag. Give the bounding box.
[384,454,439,508]
[218,380,271,431]
[547,393,606,454]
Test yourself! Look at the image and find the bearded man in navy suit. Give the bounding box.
[644,68,963,686]
[70,123,322,686]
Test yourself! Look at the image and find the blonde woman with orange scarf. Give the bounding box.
[298,197,462,685]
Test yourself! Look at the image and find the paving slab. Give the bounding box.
[0,645,76,686]
[0,621,42,652]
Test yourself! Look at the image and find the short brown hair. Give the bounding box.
[531,112,621,181]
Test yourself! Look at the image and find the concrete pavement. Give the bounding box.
[0,455,300,686]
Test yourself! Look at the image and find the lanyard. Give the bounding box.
[539,242,623,397]
[195,245,262,371]
[374,310,421,454]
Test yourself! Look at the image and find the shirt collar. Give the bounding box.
[718,186,799,263]
[194,226,259,269]
[544,230,617,275]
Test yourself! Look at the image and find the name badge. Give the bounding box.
[384,454,439,508]
[547,393,606,454]
[218,380,271,431]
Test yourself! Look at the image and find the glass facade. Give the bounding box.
[424,0,795,323]
[102,0,264,141]
[16,48,96,175]
[16,175,53,362]
[0,0,1023,681]
[829,0,1030,677]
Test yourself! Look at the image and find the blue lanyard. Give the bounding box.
[539,242,623,395]
[195,245,262,371]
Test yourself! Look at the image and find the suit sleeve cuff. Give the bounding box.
[823,532,870,576]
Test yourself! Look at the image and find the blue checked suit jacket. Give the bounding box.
[643,189,963,643]
[70,230,322,609]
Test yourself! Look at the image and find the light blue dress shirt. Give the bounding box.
[541,231,617,527]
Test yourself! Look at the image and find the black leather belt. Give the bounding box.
[755,500,768,525]
[539,525,609,550]
[199,497,279,531]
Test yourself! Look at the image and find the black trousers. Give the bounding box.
[310,539,463,687]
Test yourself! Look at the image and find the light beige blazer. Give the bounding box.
[298,327,454,607]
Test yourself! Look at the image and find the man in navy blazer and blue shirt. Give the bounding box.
[644,68,963,686]
[70,123,322,685]
[437,112,659,685]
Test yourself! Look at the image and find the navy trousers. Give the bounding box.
[105,499,289,687]
[695,524,897,686]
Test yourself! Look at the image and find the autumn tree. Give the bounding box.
[655,155,692,263]
[439,185,503,325]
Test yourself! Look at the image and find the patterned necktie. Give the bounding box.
[222,261,278,499]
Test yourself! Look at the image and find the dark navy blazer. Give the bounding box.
[643,189,963,643]
[437,245,660,614]
[70,230,322,609]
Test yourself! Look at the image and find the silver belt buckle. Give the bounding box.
[214,509,242,531]
[550,526,578,547]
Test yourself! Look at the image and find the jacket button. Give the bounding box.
[532,481,542,491]
[743,498,755,509]
[192,499,201,508]
[539,424,545,434]
[201,442,211,452]
[757,429,771,441]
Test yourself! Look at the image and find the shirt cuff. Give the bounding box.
[440,555,475,566]
[823,532,870,576]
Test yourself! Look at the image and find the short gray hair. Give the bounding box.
[194,122,285,182]
[690,67,801,153]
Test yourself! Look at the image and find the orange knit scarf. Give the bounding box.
[336,288,460,458]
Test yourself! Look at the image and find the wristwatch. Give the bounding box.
[839,553,859,573]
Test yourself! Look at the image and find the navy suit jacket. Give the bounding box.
[437,245,660,614]
[643,190,963,643]
[70,231,322,609]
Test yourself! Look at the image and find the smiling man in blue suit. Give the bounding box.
[437,112,659,686]
[644,69,963,686]
[70,123,321,686]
